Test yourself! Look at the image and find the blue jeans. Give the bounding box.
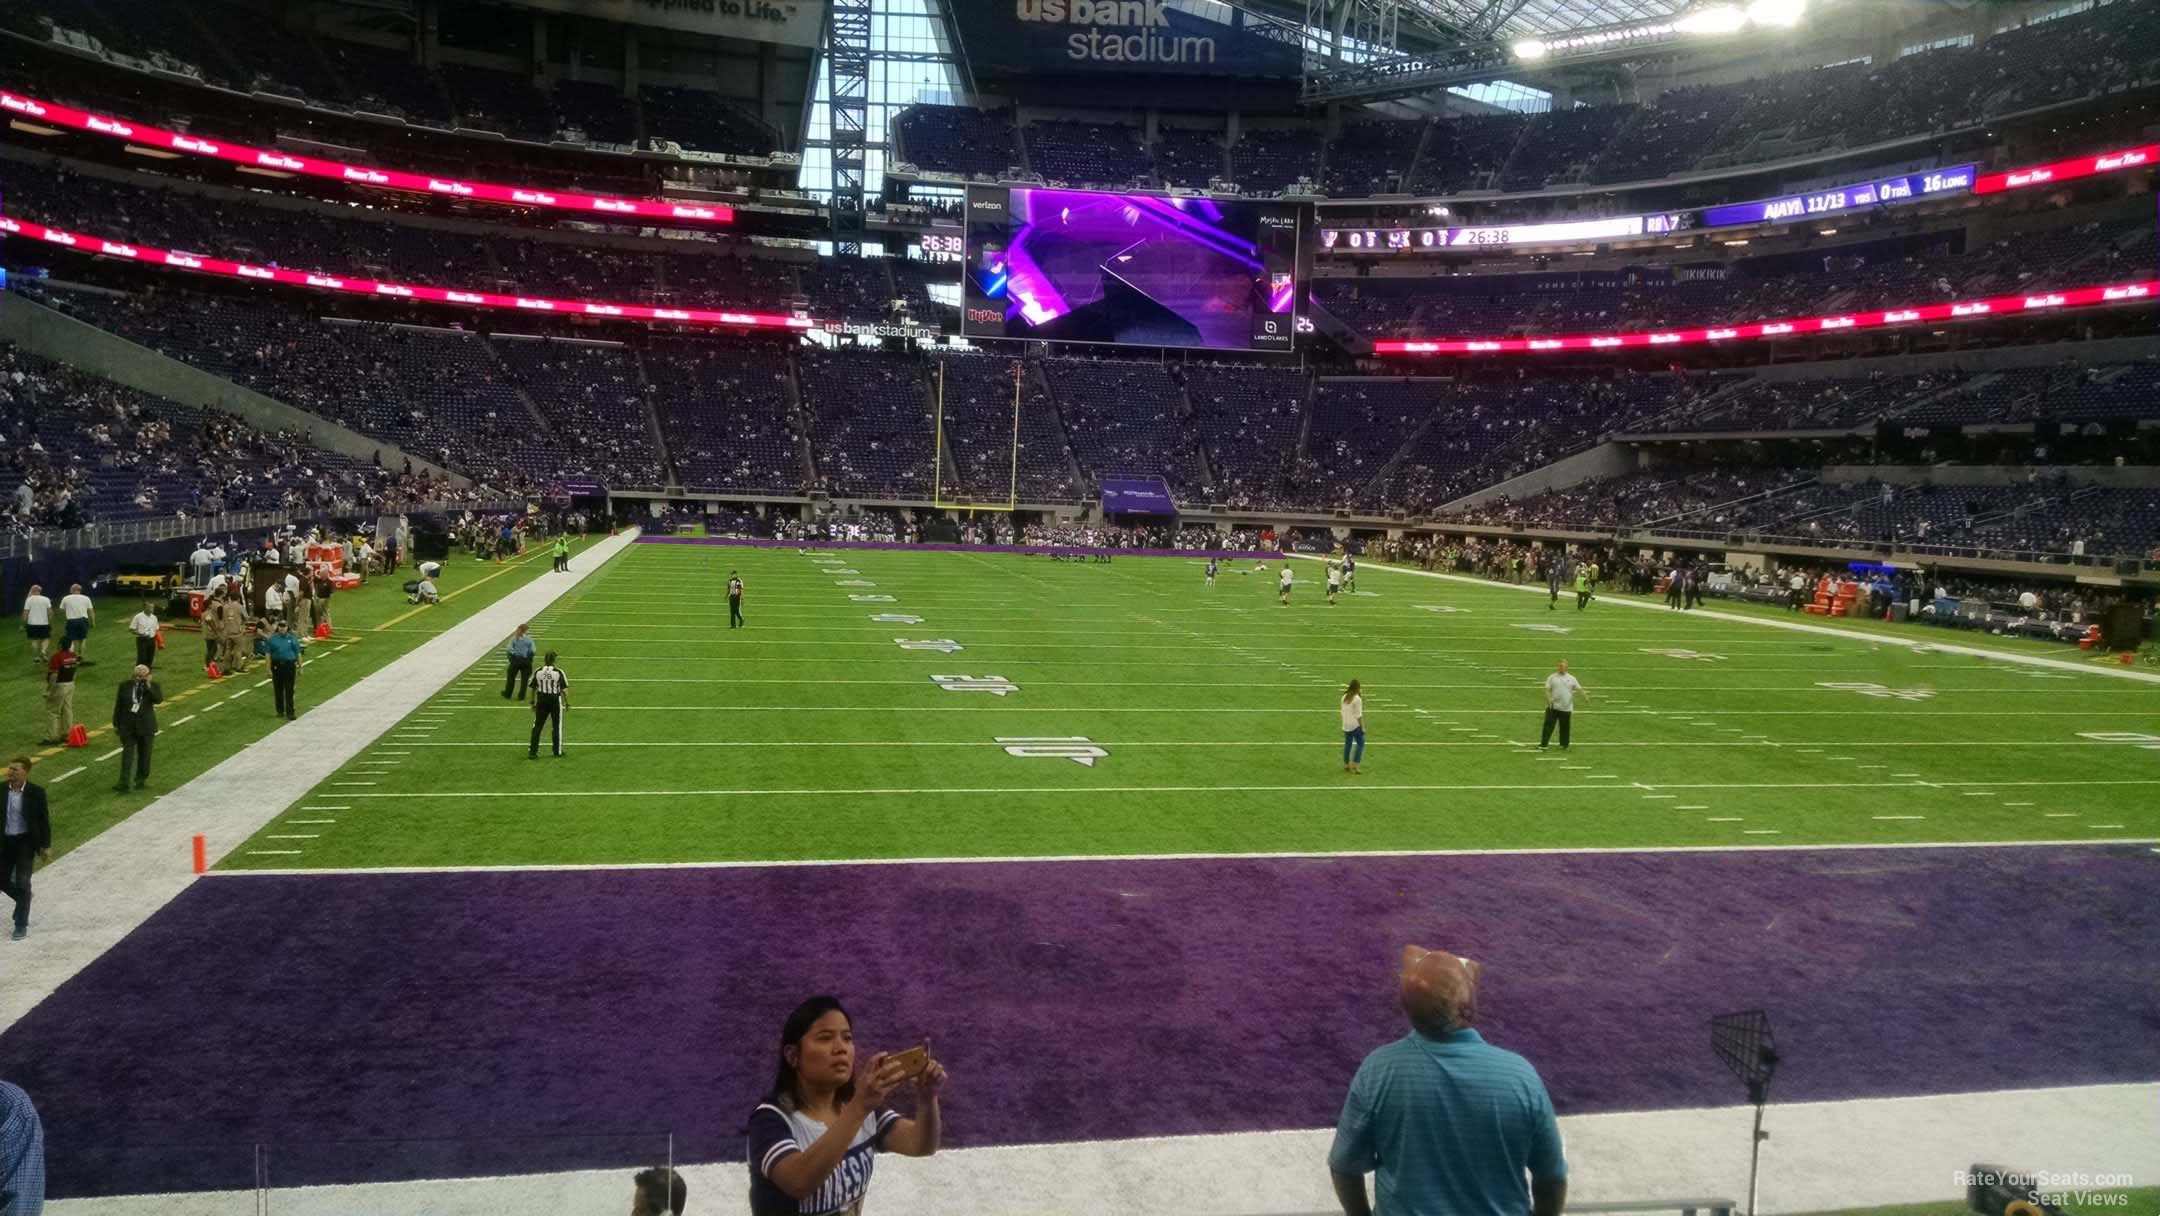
[1343,727,1365,763]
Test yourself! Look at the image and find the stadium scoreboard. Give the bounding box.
[961,184,1301,352]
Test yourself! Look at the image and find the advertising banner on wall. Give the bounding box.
[489,0,823,47]
[959,0,1303,77]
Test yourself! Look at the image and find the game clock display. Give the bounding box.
[961,184,1300,352]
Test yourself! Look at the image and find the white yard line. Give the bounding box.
[0,529,643,1035]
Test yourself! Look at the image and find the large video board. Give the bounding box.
[962,185,1299,352]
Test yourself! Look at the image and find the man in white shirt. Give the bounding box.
[1279,564,1295,605]
[410,577,439,605]
[21,585,52,659]
[58,583,94,654]
[1787,571,1806,612]
[1538,660,1584,751]
[262,582,284,625]
[128,600,161,669]
[189,542,214,587]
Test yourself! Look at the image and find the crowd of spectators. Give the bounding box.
[1313,215,2148,342]
[4,0,778,154]
[890,2,2157,195]
[1,341,457,536]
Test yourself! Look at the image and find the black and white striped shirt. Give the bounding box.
[531,665,567,697]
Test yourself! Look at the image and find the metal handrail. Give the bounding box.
[0,499,528,559]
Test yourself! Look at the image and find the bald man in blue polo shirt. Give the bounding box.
[1328,945,1567,1216]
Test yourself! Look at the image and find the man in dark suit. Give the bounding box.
[112,664,163,793]
[2,757,52,940]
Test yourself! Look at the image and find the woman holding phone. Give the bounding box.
[1341,679,1365,774]
[748,996,946,1215]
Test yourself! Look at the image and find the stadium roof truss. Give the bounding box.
[1295,0,1696,103]
[1414,0,1684,39]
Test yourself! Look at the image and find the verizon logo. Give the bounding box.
[1706,328,1738,340]
[305,275,343,288]
[427,179,473,195]
[256,153,303,170]
[2095,151,2148,170]
[515,298,554,310]
[1951,302,1990,316]
[237,265,274,279]
[343,167,390,185]
[1760,323,1794,335]
[1883,310,1920,323]
[593,199,637,212]
[671,206,717,219]
[511,190,558,205]
[87,116,133,136]
[1818,316,1855,329]
[0,94,46,116]
[99,242,138,257]
[2102,285,2151,300]
[2022,293,2065,308]
[375,284,413,296]
[172,135,219,154]
[446,291,484,304]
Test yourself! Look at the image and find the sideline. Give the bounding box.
[44,1083,2159,1215]
[208,835,2155,879]
[0,529,642,1034]
[1294,556,2160,685]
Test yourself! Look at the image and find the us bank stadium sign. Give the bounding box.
[819,319,944,341]
[971,0,1302,75]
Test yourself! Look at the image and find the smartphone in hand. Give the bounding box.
[886,1045,930,1079]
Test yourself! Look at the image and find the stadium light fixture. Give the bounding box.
[1675,5,1747,35]
[1745,0,1807,27]
[1513,39,1548,58]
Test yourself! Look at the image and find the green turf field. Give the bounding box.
[225,542,2160,870]
[3,538,589,860]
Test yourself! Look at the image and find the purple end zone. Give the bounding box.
[638,535,1288,560]
[4,845,2155,1196]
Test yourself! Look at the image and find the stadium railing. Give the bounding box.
[0,499,529,559]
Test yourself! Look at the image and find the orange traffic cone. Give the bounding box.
[155,628,167,650]
[314,620,331,639]
[65,724,88,748]
[206,661,222,680]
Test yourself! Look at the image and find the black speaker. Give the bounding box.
[2101,602,2144,651]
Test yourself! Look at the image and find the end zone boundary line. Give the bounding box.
[206,835,2159,879]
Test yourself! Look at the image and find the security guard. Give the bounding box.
[528,651,568,759]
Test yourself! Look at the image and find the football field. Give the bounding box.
[227,539,2160,870]
[15,535,2160,1208]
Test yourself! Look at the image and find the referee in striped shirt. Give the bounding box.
[528,652,568,759]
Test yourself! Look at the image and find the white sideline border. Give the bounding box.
[1293,556,2160,685]
[45,1084,2159,1216]
[208,834,2156,879]
[0,529,643,1035]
